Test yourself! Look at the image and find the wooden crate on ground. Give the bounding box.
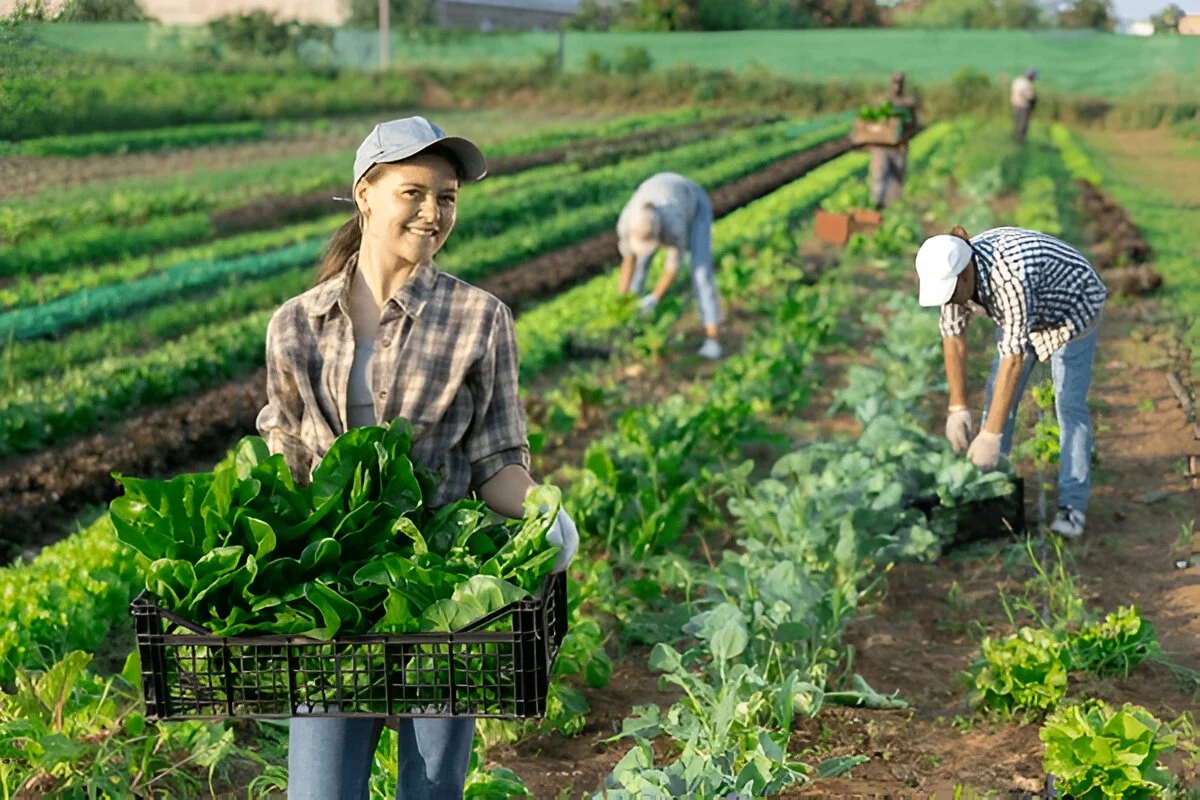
[815,208,882,246]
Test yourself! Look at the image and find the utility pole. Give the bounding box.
[379,0,390,70]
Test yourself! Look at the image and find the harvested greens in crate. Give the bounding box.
[113,419,567,720]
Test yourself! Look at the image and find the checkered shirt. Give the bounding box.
[256,254,529,508]
[939,227,1108,362]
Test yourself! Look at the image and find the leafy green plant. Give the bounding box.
[110,419,562,638]
[857,100,912,123]
[614,45,653,76]
[1041,700,1194,799]
[1067,605,1159,678]
[819,180,870,213]
[0,651,261,798]
[1050,124,1103,186]
[967,627,1069,719]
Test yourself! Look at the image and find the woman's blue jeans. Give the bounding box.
[287,716,475,800]
[981,319,1101,512]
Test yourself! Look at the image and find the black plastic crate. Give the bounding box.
[907,476,1026,549]
[130,572,568,721]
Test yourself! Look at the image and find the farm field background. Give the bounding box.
[0,18,1198,797]
[19,23,1200,96]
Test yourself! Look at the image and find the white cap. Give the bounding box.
[626,203,662,258]
[915,235,973,307]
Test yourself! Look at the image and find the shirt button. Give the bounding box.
[380,338,391,348]
[378,389,388,398]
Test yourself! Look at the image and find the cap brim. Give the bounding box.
[918,276,959,307]
[373,135,488,183]
[431,135,489,182]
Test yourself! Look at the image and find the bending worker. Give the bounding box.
[915,225,1108,539]
[1011,68,1038,144]
[617,172,722,360]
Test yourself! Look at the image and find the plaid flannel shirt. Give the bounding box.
[939,227,1108,362]
[256,255,529,508]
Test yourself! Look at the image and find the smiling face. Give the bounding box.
[355,151,460,267]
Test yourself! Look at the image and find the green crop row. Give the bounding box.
[1050,124,1103,186]
[0,157,617,314]
[0,115,849,345]
[0,107,727,245]
[0,215,345,313]
[0,142,874,679]
[0,154,573,278]
[2,266,312,388]
[1053,125,1200,377]
[0,119,851,453]
[0,108,712,160]
[0,121,267,158]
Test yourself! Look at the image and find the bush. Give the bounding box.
[0,70,419,141]
[615,45,653,76]
[56,0,148,22]
[583,48,611,74]
[207,11,331,59]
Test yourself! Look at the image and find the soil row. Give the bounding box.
[0,135,854,557]
[207,115,777,238]
[1077,180,1162,296]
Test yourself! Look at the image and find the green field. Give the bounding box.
[26,24,1200,97]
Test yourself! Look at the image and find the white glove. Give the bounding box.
[946,406,973,453]
[966,430,1002,472]
[638,294,659,318]
[545,508,579,574]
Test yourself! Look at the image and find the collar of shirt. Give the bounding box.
[305,252,438,322]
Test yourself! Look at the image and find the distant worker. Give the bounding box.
[1011,68,1038,144]
[617,172,721,360]
[914,225,1108,539]
[868,71,918,209]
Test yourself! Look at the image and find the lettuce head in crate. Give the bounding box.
[110,418,563,640]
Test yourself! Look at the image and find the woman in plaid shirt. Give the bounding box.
[256,117,580,800]
[915,225,1108,538]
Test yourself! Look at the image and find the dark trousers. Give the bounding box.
[869,147,907,209]
[1012,102,1035,144]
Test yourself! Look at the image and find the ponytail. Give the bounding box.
[315,215,362,286]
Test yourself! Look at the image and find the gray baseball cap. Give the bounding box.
[345,116,488,198]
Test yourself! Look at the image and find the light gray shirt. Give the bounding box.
[617,172,706,256]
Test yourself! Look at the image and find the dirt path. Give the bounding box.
[785,296,1199,795]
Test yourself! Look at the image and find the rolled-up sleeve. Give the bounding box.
[939,302,972,339]
[256,311,313,483]
[466,303,530,489]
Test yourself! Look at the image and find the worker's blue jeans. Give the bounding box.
[981,318,1101,513]
[287,716,475,800]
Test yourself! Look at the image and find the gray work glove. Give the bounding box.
[638,294,659,318]
[967,431,1002,472]
[946,406,973,453]
[545,508,579,574]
